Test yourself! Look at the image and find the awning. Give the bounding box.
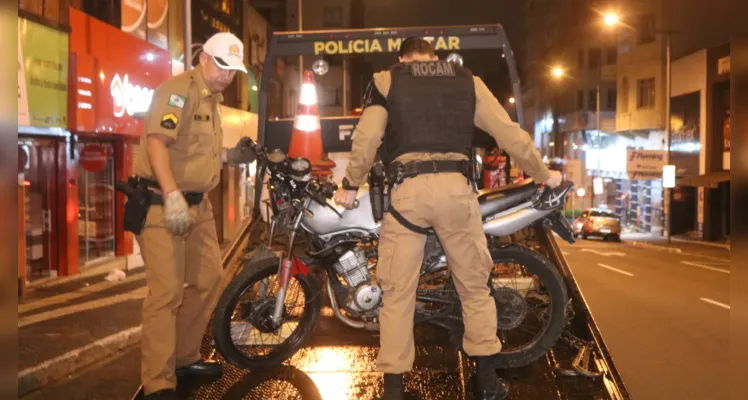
[676,171,730,188]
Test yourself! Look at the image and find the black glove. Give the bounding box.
[227,137,257,166]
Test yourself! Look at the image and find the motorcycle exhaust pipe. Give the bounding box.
[325,277,366,329]
[483,207,554,237]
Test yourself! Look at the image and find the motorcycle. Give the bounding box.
[212,139,577,371]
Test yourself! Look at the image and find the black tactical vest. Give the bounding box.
[380,61,476,164]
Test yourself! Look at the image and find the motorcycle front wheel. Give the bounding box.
[212,256,322,370]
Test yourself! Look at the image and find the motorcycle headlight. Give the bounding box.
[289,157,312,179]
[267,149,286,164]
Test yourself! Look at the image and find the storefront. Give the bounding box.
[68,7,172,265]
[18,14,71,287]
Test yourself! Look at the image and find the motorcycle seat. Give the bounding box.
[477,178,540,218]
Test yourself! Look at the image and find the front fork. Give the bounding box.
[270,205,305,324]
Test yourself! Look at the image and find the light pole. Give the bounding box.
[550,67,564,159]
[596,83,601,207]
[663,30,672,244]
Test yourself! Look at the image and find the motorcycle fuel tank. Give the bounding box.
[301,185,380,236]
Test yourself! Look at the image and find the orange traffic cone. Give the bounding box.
[287,70,335,178]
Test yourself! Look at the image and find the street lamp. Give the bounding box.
[552,67,565,78]
[604,13,619,26]
[509,97,515,104]
[605,12,673,243]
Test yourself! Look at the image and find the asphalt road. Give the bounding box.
[559,237,730,400]
[22,239,729,400]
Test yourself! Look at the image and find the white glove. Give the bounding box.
[164,190,192,236]
[544,170,563,188]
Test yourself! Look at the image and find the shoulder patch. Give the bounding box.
[160,113,179,130]
[168,94,186,109]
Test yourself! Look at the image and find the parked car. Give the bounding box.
[573,208,622,241]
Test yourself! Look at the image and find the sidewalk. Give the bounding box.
[18,234,251,397]
[621,232,730,261]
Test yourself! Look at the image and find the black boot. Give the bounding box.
[175,360,223,379]
[474,356,510,400]
[383,373,405,400]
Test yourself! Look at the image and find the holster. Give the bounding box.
[115,177,154,235]
[116,177,206,235]
[368,163,386,222]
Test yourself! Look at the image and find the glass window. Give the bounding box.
[637,78,656,109]
[577,90,584,110]
[588,89,597,110]
[607,88,617,110]
[77,140,116,265]
[577,49,585,69]
[19,138,58,280]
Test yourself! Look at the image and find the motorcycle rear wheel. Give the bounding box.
[489,245,568,369]
[212,256,322,370]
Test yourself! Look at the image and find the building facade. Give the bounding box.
[18,0,266,294]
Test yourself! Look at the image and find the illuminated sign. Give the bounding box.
[110,73,154,118]
[662,165,675,188]
[313,36,460,55]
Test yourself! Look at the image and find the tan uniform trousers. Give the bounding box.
[375,172,502,374]
[137,198,223,394]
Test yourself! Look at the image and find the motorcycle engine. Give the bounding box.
[333,247,371,288]
[350,284,382,312]
[333,247,383,313]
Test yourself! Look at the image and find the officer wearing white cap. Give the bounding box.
[130,31,254,399]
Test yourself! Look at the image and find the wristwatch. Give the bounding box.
[341,177,359,191]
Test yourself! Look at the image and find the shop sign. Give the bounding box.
[626,149,666,180]
[147,0,169,50]
[110,73,155,118]
[18,18,69,128]
[80,144,108,172]
[69,8,171,135]
[122,0,147,40]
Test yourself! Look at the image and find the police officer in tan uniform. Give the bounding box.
[132,32,255,399]
[334,38,562,400]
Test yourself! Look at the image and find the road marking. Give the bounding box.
[681,261,730,275]
[699,298,730,310]
[582,248,626,257]
[19,272,146,314]
[597,263,634,277]
[562,251,570,256]
[18,287,147,328]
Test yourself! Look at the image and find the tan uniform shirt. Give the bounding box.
[344,70,551,187]
[134,66,224,193]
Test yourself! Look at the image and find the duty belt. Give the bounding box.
[385,160,471,235]
[386,159,471,186]
[133,177,205,206]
